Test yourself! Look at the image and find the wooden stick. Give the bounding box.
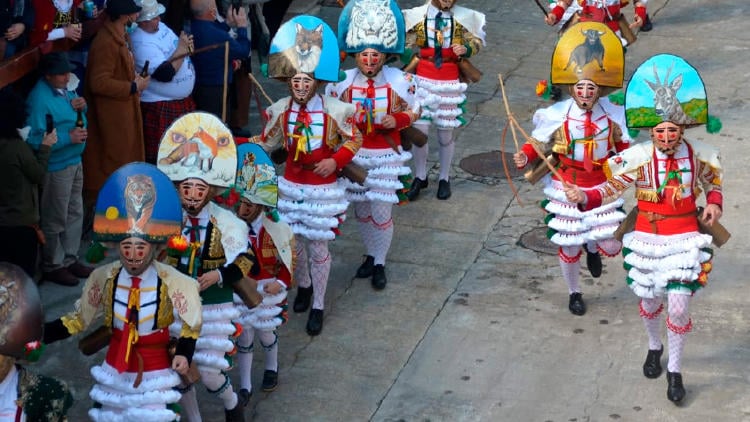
[497,73,566,183]
[497,74,520,151]
[500,121,524,206]
[221,41,229,122]
[247,72,274,104]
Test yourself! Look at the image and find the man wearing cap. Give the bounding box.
[0,262,73,421]
[132,0,197,164]
[82,0,149,208]
[43,163,203,421]
[26,51,94,286]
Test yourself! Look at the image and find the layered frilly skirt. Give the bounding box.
[233,277,288,332]
[542,178,626,246]
[339,146,412,204]
[415,75,467,128]
[169,302,239,376]
[277,177,349,241]
[623,230,713,299]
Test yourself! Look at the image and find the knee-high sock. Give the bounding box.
[294,235,311,289]
[595,238,622,257]
[258,330,279,372]
[354,202,374,257]
[237,327,254,391]
[178,384,202,422]
[436,128,454,181]
[666,293,691,373]
[411,123,429,180]
[369,201,393,265]
[559,246,582,293]
[202,371,238,410]
[640,297,664,350]
[309,240,331,310]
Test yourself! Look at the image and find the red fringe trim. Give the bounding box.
[666,316,693,334]
[639,300,664,319]
[558,247,582,263]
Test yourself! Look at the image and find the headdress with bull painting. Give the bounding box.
[550,22,624,88]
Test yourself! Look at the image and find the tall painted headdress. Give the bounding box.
[625,54,717,131]
[0,262,43,358]
[157,112,238,187]
[550,22,624,88]
[236,142,277,208]
[266,15,341,81]
[93,162,182,243]
[337,0,405,54]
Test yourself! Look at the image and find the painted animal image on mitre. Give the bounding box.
[338,0,405,54]
[550,22,624,88]
[625,54,708,129]
[266,15,341,82]
[157,112,238,187]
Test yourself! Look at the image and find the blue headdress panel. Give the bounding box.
[267,15,340,81]
[337,0,405,54]
[236,142,278,208]
[94,162,182,243]
[625,54,708,129]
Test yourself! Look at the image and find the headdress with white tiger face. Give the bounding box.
[339,0,405,54]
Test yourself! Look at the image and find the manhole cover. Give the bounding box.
[518,226,557,255]
[459,150,524,178]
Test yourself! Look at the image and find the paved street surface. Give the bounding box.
[33,0,749,421]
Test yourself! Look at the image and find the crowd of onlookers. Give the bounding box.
[0,0,293,285]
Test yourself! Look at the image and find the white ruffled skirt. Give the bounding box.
[543,177,626,246]
[415,75,467,128]
[277,177,349,241]
[339,146,412,204]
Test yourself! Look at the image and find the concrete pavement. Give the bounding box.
[33,0,750,421]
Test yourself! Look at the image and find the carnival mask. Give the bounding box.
[288,73,319,105]
[356,48,385,77]
[570,80,601,110]
[237,198,263,224]
[431,0,456,11]
[178,178,211,215]
[118,237,156,276]
[651,121,684,155]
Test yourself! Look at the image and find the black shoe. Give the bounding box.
[356,255,374,278]
[641,14,653,32]
[643,346,664,379]
[261,370,278,392]
[293,286,313,313]
[436,179,451,200]
[225,401,246,422]
[568,292,586,316]
[405,178,428,201]
[371,264,387,290]
[238,388,252,407]
[586,248,602,278]
[306,309,324,336]
[666,371,686,403]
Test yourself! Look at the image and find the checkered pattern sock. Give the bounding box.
[178,385,201,421]
[667,293,691,373]
[355,202,375,257]
[309,240,331,310]
[411,123,429,180]
[559,246,582,293]
[369,201,393,265]
[294,235,311,289]
[640,297,664,350]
